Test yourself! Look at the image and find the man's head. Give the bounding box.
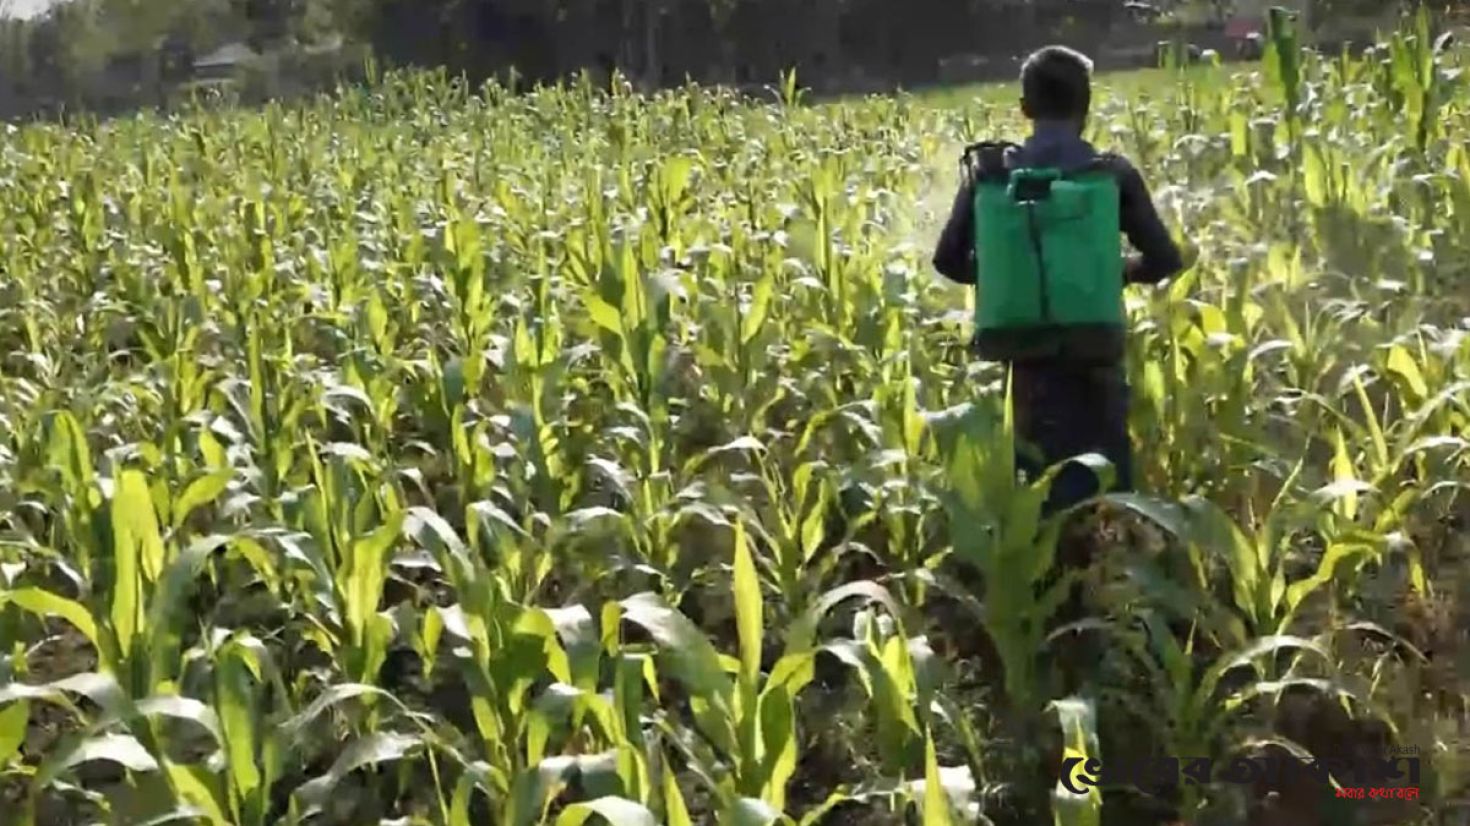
[1020,46,1093,125]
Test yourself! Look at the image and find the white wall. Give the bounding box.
[1,0,66,21]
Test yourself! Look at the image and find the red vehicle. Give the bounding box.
[1225,15,1266,58]
[1224,1,1407,60]
[1223,0,1308,58]
[1225,16,1264,41]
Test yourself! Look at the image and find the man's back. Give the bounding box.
[932,122,1184,331]
[932,44,1188,681]
[931,120,1184,511]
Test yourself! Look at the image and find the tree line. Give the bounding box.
[0,0,1461,119]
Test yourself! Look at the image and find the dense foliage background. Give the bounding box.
[0,0,1448,119]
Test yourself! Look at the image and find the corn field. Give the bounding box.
[1,10,1468,826]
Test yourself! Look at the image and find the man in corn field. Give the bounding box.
[931,45,1185,569]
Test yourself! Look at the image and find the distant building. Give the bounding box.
[0,0,64,21]
[192,42,259,81]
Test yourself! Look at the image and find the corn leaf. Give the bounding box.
[662,760,694,826]
[725,798,784,826]
[295,732,422,811]
[111,469,167,661]
[619,593,732,704]
[164,760,231,826]
[733,520,763,687]
[554,797,658,826]
[172,469,234,529]
[3,588,101,657]
[38,733,160,789]
[921,732,954,826]
[0,701,29,766]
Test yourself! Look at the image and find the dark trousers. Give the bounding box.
[1011,360,1134,518]
[1012,360,1134,639]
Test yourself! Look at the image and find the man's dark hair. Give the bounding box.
[1020,46,1094,121]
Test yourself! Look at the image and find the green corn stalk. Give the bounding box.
[1113,483,1399,647]
[621,526,916,818]
[0,468,278,824]
[1096,610,1356,824]
[208,633,288,826]
[406,511,632,825]
[750,449,839,622]
[934,382,1106,713]
[1263,7,1303,142]
[291,438,404,689]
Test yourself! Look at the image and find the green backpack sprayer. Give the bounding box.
[964,141,1128,363]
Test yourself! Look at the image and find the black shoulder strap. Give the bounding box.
[1085,151,1129,179]
[961,140,1021,184]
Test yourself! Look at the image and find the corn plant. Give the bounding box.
[0,17,1466,825]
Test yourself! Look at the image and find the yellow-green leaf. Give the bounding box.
[198,427,227,471]
[732,520,763,687]
[165,759,231,826]
[115,467,168,585]
[0,701,29,766]
[216,645,262,813]
[1331,428,1359,521]
[346,514,405,650]
[741,274,775,345]
[45,410,94,494]
[1352,374,1390,473]
[554,796,657,826]
[799,486,827,562]
[4,588,101,655]
[921,732,954,826]
[1385,344,1429,401]
[757,684,798,811]
[585,293,624,337]
[662,759,693,826]
[173,469,233,529]
[1285,541,1375,615]
[110,470,161,661]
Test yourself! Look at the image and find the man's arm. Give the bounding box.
[932,175,977,285]
[1114,158,1185,285]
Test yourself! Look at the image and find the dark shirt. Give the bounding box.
[931,121,1184,289]
[930,123,1182,506]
